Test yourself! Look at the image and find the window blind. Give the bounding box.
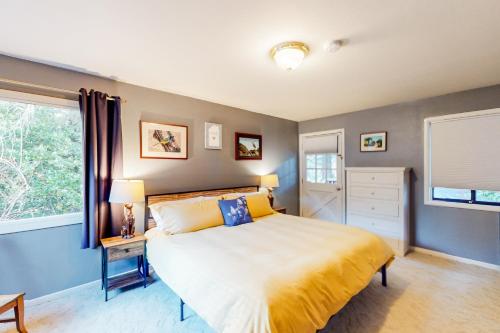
[430,110,500,191]
[303,134,338,154]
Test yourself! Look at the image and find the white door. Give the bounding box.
[300,130,344,223]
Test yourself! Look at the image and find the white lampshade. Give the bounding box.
[261,174,280,189]
[109,180,145,203]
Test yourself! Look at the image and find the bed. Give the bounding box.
[144,186,394,333]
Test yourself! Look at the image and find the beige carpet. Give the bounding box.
[1,252,499,333]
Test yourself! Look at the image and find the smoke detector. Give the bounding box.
[324,39,344,53]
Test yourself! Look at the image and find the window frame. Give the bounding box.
[424,109,500,212]
[0,89,82,234]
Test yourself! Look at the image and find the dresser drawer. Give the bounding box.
[347,213,400,237]
[347,215,405,255]
[380,236,404,256]
[350,186,399,201]
[349,198,399,217]
[349,172,399,186]
[107,242,144,262]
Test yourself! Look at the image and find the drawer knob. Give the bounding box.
[371,192,375,195]
[371,177,375,180]
[371,206,375,210]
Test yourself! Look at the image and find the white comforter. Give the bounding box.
[146,213,393,333]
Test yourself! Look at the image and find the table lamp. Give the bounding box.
[261,174,280,207]
[109,179,145,239]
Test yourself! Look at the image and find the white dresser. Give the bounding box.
[346,167,410,256]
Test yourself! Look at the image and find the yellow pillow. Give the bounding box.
[245,193,275,218]
[150,198,223,234]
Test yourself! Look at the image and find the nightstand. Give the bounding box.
[274,206,286,214]
[101,234,148,301]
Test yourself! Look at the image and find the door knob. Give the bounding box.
[336,187,342,191]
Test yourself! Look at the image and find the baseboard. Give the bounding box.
[27,266,155,306]
[27,279,100,306]
[411,246,500,272]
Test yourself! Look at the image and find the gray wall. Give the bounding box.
[0,55,299,299]
[300,85,500,265]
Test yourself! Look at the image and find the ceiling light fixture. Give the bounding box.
[270,41,310,71]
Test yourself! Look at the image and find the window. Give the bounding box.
[476,190,500,203]
[0,90,82,233]
[432,188,500,206]
[306,153,337,184]
[424,108,500,212]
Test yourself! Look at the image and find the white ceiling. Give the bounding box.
[2,0,500,121]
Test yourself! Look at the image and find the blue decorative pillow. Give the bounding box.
[218,196,253,227]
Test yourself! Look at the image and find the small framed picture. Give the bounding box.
[205,122,222,150]
[140,121,188,159]
[360,131,387,152]
[235,132,262,160]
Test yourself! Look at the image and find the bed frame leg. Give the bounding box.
[381,264,387,287]
[180,298,185,321]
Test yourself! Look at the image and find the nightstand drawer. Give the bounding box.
[107,242,144,262]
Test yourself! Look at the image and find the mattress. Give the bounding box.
[146,213,394,333]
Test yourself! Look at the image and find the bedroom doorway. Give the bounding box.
[299,129,345,224]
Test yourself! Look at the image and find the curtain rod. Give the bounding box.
[0,77,126,103]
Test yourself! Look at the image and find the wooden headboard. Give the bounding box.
[144,186,259,232]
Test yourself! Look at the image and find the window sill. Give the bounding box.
[0,213,82,235]
[425,199,500,213]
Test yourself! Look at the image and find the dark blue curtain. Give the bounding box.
[79,89,123,249]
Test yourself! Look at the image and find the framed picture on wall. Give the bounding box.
[140,121,188,159]
[205,122,222,150]
[360,131,387,152]
[235,132,262,160]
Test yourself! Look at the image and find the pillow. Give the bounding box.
[149,198,224,234]
[218,196,253,227]
[149,195,222,208]
[149,195,224,224]
[149,196,204,227]
[245,193,275,218]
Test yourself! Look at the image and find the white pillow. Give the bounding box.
[149,196,204,225]
[149,197,223,234]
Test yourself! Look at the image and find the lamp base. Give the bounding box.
[121,203,136,239]
[267,189,274,208]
